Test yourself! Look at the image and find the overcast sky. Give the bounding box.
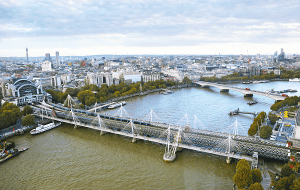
[1,0,300,57]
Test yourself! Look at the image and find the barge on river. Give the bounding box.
[0,147,28,164]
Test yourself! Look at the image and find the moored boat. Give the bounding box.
[289,78,300,82]
[108,101,126,109]
[287,89,297,92]
[162,90,174,95]
[247,101,258,105]
[30,122,61,135]
[0,147,28,164]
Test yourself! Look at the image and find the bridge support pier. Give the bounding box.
[74,125,77,129]
[132,137,137,143]
[220,89,229,92]
[226,156,232,164]
[100,130,106,135]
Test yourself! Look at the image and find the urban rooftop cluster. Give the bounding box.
[1,48,300,107]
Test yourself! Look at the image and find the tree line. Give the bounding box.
[272,162,300,190]
[248,111,266,137]
[200,68,300,83]
[233,159,263,189]
[0,103,34,130]
[271,96,300,111]
[46,78,191,107]
[233,159,300,189]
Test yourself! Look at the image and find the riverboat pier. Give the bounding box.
[229,108,256,116]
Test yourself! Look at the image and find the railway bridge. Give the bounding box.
[31,101,292,164]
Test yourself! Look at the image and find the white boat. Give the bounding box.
[30,122,61,135]
[108,101,126,109]
[162,90,174,95]
[289,78,300,82]
[259,80,270,83]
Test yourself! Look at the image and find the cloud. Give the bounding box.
[0,0,300,56]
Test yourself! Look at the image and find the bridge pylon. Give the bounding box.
[41,100,48,120]
[64,94,76,108]
[163,125,182,162]
[130,119,137,143]
[70,108,79,129]
[97,114,106,135]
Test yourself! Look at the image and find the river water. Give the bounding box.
[2,81,300,189]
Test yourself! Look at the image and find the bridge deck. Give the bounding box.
[194,81,285,101]
[32,103,291,161]
[33,113,255,161]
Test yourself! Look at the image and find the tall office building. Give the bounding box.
[56,51,59,67]
[26,48,28,63]
[45,53,51,61]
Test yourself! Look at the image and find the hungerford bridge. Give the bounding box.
[31,100,292,165]
[194,81,286,102]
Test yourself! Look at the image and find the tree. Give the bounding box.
[288,174,296,188]
[182,76,192,85]
[21,115,35,126]
[65,88,80,97]
[79,104,85,109]
[259,125,272,139]
[236,159,251,171]
[290,178,300,190]
[281,164,295,177]
[268,112,278,125]
[251,169,262,183]
[248,124,258,136]
[22,105,33,116]
[233,166,253,189]
[77,90,95,105]
[248,182,263,190]
[275,177,289,190]
[89,97,97,105]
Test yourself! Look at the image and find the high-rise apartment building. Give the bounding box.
[45,53,51,61]
[56,51,59,67]
[278,48,285,60]
[26,48,28,63]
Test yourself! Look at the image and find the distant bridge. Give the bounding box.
[194,81,286,102]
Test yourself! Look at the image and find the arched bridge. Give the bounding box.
[194,81,286,102]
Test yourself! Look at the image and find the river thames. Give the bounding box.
[1,81,300,189]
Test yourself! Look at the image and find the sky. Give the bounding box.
[1,0,300,57]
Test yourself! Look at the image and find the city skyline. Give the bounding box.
[1,0,300,57]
